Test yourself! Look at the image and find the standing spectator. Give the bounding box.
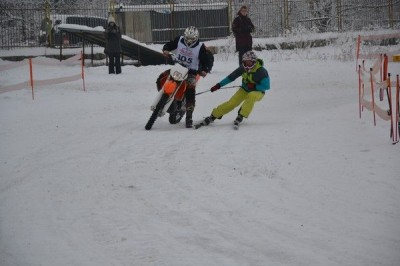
[232,5,255,66]
[104,15,122,74]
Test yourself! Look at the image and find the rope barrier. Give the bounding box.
[0,53,85,97]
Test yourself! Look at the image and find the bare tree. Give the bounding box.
[307,0,333,32]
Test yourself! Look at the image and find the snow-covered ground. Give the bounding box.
[1,36,400,266]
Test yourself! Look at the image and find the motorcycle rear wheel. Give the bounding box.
[169,109,186,124]
[168,99,186,124]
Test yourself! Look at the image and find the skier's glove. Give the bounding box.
[210,83,221,92]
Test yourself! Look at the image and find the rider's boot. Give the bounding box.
[185,106,193,128]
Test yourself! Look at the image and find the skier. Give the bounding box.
[194,50,270,129]
[162,26,213,128]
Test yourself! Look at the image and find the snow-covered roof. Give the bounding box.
[58,24,105,33]
[115,2,228,12]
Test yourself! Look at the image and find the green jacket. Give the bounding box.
[219,59,270,92]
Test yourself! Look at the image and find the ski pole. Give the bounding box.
[195,89,210,95]
[195,86,240,95]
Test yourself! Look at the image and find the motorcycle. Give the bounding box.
[145,57,190,130]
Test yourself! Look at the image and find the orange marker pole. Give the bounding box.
[380,54,383,83]
[383,54,388,81]
[396,75,399,143]
[370,69,376,126]
[81,51,86,91]
[358,65,362,118]
[387,74,394,142]
[356,35,361,71]
[29,58,34,100]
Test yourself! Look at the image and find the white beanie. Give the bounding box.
[108,16,115,24]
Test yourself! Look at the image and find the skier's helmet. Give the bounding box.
[242,50,257,72]
[183,26,199,47]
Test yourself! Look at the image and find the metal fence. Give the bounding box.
[1,0,399,49]
[117,3,230,43]
[240,0,400,37]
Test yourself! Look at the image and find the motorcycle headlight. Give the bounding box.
[172,71,183,81]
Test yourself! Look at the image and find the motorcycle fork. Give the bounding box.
[159,80,187,115]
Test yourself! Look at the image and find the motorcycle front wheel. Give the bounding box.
[145,93,170,130]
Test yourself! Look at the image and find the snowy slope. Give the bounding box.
[1,42,400,266]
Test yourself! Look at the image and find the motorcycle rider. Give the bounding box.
[162,26,213,128]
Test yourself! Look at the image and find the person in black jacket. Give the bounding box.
[162,26,213,128]
[104,16,122,74]
[232,5,255,66]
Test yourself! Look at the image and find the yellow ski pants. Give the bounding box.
[211,88,264,119]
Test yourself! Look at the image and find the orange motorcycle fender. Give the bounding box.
[163,80,177,95]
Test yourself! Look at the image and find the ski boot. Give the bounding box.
[194,115,216,129]
[233,115,243,130]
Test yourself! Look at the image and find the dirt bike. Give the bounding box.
[145,58,190,130]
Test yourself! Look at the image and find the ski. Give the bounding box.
[193,116,214,129]
[195,121,241,130]
[193,122,206,129]
[194,117,241,130]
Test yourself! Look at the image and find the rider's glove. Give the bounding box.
[210,83,221,92]
[200,71,207,77]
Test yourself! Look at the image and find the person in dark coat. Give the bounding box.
[104,16,122,74]
[232,5,255,66]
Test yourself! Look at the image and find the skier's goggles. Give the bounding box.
[242,60,256,71]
